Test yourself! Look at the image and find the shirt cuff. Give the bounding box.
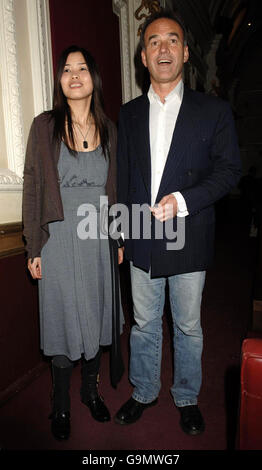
[173,191,189,217]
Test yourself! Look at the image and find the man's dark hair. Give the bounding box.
[139,9,188,49]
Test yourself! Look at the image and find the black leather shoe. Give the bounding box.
[114,397,158,425]
[50,411,70,440]
[178,405,205,435]
[82,395,111,422]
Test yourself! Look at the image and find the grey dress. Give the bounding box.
[38,142,122,361]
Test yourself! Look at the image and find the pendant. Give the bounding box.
[83,140,88,149]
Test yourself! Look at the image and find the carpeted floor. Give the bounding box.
[0,198,258,453]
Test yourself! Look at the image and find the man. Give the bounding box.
[114,10,241,435]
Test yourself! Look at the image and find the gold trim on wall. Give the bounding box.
[135,0,161,36]
[0,222,25,259]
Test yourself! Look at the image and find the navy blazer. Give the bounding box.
[117,86,242,277]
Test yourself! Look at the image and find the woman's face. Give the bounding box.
[60,51,94,103]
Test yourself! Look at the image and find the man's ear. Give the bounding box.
[183,45,189,64]
[141,48,148,68]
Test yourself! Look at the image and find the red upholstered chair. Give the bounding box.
[239,338,262,450]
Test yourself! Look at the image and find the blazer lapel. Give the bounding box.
[132,95,151,202]
[156,87,198,201]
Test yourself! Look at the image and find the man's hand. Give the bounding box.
[150,194,178,222]
[28,257,42,279]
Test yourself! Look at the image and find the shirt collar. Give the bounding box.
[148,80,184,105]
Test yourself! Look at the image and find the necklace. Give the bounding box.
[73,117,92,149]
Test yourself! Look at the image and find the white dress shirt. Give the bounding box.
[148,80,189,217]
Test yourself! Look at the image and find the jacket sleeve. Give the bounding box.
[181,102,242,216]
[107,118,124,247]
[22,119,39,259]
[116,107,130,243]
[116,107,129,208]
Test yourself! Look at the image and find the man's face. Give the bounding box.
[141,18,189,89]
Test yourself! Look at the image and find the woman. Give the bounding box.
[22,45,124,440]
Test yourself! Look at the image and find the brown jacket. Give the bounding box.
[22,111,118,259]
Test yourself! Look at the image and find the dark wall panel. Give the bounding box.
[0,254,42,397]
[49,0,122,122]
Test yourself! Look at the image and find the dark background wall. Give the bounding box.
[49,0,122,123]
[0,254,43,402]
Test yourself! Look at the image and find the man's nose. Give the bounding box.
[160,40,169,52]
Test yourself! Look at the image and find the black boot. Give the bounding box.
[50,361,73,440]
[80,350,110,422]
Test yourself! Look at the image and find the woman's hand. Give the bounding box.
[28,257,42,279]
[118,247,124,265]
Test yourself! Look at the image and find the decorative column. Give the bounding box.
[0,0,25,181]
[0,0,53,224]
[113,0,165,103]
[26,0,53,117]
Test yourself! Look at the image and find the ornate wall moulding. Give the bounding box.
[0,0,53,194]
[113,0,132,103]
[134,0,161,37]
[0,0,25,182]
[26,0,53,116]
[0,168,23,191]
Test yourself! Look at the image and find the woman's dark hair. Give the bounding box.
[139,9,188,49]
[51,45,109,157]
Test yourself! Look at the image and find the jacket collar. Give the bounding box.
[133,87,199,203]
[131,94,151,203]
[156,87,199,201]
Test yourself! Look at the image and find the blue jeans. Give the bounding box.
[129,262,206,407]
